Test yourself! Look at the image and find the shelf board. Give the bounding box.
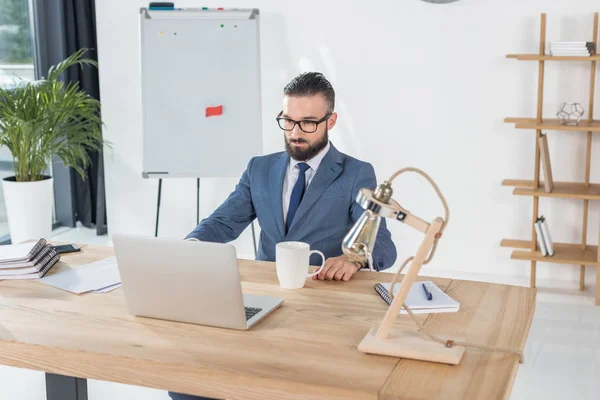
[501,238,599,267]
[504,117,600,132]
[509,181,600,201]
[500,239,533,249]
[503,179,600,200]
[507,54,600,61]
[502,179,594,189]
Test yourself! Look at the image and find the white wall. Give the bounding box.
[96,0,600,284]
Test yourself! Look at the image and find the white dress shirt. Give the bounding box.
[282,141,331,225]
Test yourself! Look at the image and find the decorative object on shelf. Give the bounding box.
[343,167,524,365]
[538,133,554,193]
[534,216,554,256]
[557,102,584,125]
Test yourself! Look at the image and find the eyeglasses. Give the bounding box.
[276,111,332,133]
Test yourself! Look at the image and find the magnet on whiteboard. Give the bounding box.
[206,105,223,117]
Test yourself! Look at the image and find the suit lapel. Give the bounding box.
[287,144,344,235]
[269,152,289,239]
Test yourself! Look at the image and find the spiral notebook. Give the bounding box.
[374,281,460,314]
[0,238,47,263]
[0,244,60,279]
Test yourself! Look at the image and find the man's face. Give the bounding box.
[281,95,337,161]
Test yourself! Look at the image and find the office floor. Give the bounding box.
[0,226,598,400]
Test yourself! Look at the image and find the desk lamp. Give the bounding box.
[342,167,524,365]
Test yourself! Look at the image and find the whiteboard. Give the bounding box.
[139,8,262,178]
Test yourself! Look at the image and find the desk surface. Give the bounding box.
[0,245,536,400]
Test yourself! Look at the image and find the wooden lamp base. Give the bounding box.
[358,328,465,365]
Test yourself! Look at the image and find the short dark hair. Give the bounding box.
[283,72,335,112]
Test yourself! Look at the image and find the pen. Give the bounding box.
[422,283,433,301]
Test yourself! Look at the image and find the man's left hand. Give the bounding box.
[313,255,361,281]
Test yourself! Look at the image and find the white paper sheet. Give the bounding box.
[39,256,121,294]
[380,281,460,314]
[92,283,122,293]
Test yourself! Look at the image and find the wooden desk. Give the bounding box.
[0,245,536,400]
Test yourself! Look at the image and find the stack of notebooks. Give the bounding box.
[535,215,554,256]
[549,41,595,56]
[0,239,60,279]
[374,281,460,314]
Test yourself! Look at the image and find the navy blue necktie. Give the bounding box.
[286,163,310,233]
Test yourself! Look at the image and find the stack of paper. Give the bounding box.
[0,239,60,279]
[374,281,460,314]
[39,256,121,294]
[549,41,595,56]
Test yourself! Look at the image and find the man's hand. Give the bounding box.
[313,255,361,281]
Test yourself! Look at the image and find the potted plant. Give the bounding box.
[0,49,105,243]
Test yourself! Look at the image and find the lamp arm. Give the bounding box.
[397,210,430,234]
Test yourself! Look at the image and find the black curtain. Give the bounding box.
[33,0,107,235]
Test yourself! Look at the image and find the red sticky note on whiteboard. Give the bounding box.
[206,105,223,117]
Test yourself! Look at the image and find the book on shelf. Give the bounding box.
[539,216,554,256]
[549,41,595,56]
[534,219,548,256]
[538,134,554,193]
[535,216,554,257]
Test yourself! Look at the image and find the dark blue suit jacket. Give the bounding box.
[186,143,397,270]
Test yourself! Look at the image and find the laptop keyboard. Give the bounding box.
[245,307,262,321]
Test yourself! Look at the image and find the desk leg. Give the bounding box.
[46,373,88,400]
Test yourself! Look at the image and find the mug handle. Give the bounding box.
[306,250,326,278]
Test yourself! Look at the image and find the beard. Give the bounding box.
[284,127,329,162]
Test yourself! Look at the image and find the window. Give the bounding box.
[0,0,36,239]
[0,0,35,89]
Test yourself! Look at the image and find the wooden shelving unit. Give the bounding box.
[503,13,600,306]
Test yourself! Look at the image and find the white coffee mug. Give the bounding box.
[276,242,325,289]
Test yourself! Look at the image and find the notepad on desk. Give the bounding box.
[0,239,60,280]
[374,281,460,314]
[0,239,48,263]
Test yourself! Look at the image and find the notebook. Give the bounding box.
[0,239,47,263]
[374,281,460,314]
[0,246,60,280]
[0,244,54,271]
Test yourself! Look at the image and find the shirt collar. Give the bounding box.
[289,141,331,172]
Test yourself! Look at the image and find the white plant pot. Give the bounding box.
[2,176,54,244]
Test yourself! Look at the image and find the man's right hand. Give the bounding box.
[313,255,361,282]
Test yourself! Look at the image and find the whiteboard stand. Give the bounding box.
[152,177,200,235]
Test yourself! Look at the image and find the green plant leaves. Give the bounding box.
[0,48,106,182]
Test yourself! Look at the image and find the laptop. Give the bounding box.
[112,233,283,330]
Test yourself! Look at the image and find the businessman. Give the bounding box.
[171,73,397,399]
